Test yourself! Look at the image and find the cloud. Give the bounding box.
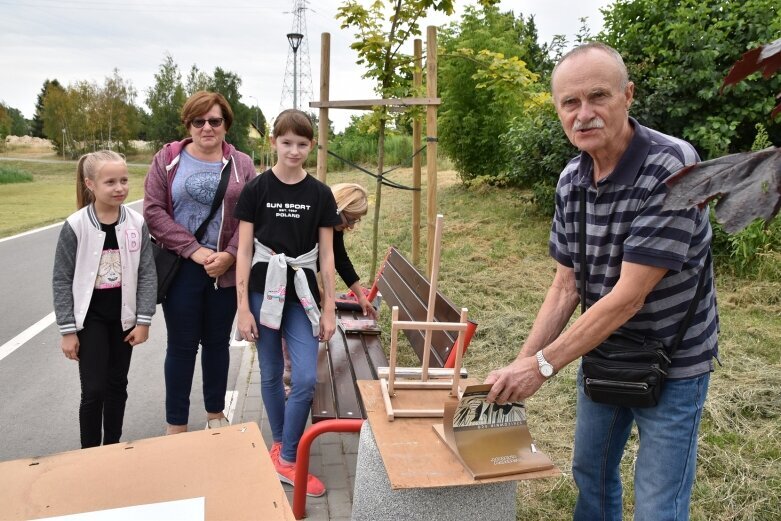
[0,0,606,133]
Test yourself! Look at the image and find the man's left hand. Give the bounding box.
[484,356,545,404]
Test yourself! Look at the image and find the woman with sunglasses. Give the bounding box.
[144,91,256,435]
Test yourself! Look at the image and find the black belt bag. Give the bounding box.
[577,189,707,408]
[582,329,671,408]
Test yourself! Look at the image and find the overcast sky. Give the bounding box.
[0,0,609,133]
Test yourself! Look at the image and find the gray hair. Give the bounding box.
[551,42,629,91]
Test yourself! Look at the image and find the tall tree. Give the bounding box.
[0,103,29,137]
[438,5,546,181]
[146,54,187,149]
[41,84,73,155]
[41,72,139,156]
[31,79,63,138]
[600,0,781,157]
[98,69,139,148]
[185,65,212,96]
[211,67,252,153]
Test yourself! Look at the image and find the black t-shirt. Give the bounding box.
[334,230,359,288]
[87,221,122,322]
[234,169,340,303]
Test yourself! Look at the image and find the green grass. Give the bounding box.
[0,159,148,237]
[0,165,34,184]
[329,167,780,521]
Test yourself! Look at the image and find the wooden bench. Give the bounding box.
[292,246,478,518]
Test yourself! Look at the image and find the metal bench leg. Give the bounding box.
[293,419,365,519]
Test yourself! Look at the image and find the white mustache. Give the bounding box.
[573,118,605,132]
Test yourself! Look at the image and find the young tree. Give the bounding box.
[337,0,497,273]
[146,54,187,149]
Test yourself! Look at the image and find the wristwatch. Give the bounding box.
[536,349,555,378]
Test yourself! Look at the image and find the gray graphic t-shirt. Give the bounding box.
[172,149,223,250]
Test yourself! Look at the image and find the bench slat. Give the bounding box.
[313,344,337,421]
[377,253,453,366]
[326,328,364,421]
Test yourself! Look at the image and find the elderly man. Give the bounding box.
[485,42,718,520]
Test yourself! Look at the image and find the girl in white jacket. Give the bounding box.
[52,150,156,448]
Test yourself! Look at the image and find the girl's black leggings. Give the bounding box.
[77,318,133,448]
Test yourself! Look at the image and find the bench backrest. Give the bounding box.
[369,247,477,368]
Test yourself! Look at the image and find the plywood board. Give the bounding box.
[357,380,561,490]
[0,422,294,521]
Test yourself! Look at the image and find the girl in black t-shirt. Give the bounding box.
[234,109,340,498]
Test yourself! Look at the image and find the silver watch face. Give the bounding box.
[537,351,554,377]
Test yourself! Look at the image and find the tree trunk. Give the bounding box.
[370,113,387,277]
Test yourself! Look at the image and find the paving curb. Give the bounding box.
[229,340,255,426]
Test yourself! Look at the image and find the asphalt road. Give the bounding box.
[0,201,244,462]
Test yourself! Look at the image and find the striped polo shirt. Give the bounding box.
[549,118,718,379]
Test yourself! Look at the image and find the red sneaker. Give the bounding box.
[274,458,326,497]
[269,442,282,464]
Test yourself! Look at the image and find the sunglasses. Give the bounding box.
[342,214,361,226]
[191,117,224,129]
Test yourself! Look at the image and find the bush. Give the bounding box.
[531,181,557,218]
[327,132,417,173]
[0,165,33,184]
[501,100,576,189]
[711,211,781,278]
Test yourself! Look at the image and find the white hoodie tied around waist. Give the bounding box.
[253,239,321,336]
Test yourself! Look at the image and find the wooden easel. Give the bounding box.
[379,215,469,421]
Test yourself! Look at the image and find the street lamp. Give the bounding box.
[287,32,304,110]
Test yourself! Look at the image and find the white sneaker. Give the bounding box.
[205,417,230,429]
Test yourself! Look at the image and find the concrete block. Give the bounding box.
[351,422,516,521]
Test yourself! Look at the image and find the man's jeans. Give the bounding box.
[163,259,236,426]
[250,292,318,463]
[573,368,710,521]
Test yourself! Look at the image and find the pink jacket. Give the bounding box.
[143,138,256,288]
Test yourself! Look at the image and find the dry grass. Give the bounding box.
[331,167,781,521]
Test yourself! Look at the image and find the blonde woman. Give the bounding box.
[332,182,377,319]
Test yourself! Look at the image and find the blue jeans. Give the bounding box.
[163,258,237,425]
[250,292,318,463]
[573,368,710,521]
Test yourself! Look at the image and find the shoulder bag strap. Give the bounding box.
[193,157,232,242]
[579,189,587,315]
[578,187,708,354]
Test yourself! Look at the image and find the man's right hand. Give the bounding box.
[484,356,545,404]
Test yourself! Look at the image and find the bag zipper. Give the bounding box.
[585,378,649,391]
